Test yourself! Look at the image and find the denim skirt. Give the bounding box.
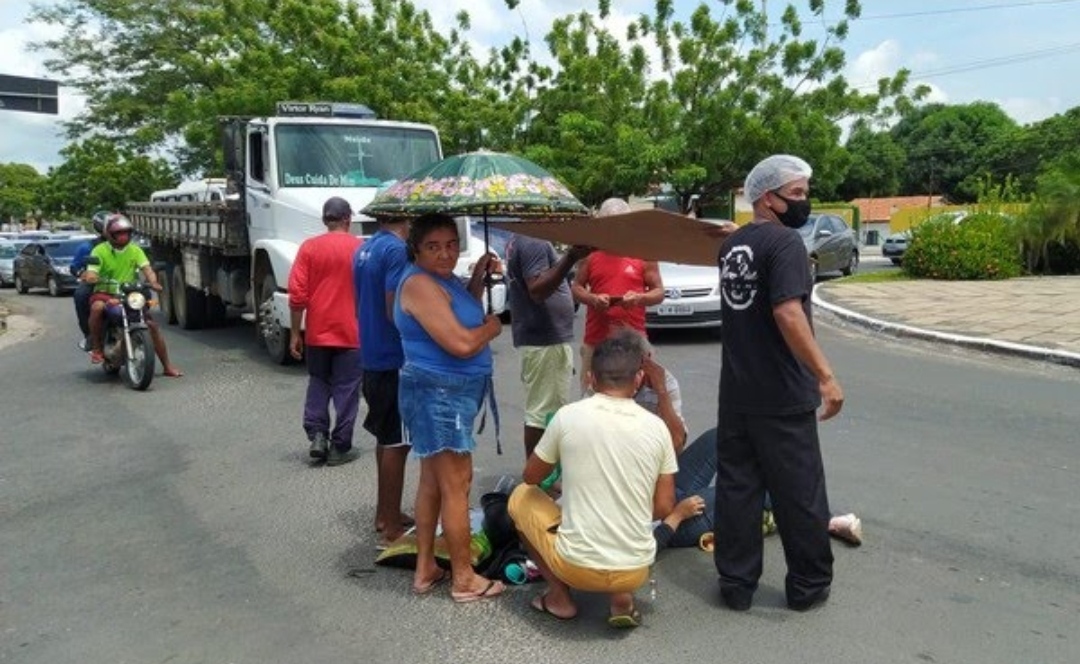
[399,364,490,458]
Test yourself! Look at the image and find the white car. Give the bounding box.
[645,262,722,332]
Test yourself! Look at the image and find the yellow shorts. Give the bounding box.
[521,344,574,429]
[508,485,649,594]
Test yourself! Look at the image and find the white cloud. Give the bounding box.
[0,13,84,172]
[847,39,949,106]
[998,96,1063,125]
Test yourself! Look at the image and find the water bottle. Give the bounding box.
[503,560,529,585]
[648,569,658,602]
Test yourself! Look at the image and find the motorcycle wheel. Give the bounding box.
[122,328,156,391]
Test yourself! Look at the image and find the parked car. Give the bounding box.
[796,214,859,280]
[13,238,85,296]
[0,240,17,287]
[645,262,721,333]
[881,231,911,265]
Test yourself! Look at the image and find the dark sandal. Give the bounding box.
[531,594,576,621]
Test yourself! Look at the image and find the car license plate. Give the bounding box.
[657,304,693,316]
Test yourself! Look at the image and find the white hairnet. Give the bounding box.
[596,197,631,217]
[743,155,813,203]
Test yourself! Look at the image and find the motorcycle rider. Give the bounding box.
[71,211,109,350]
[83,214,184,377]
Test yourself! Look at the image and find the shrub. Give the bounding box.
[903,213,1023,280]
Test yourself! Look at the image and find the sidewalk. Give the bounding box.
[813,276,1080,367]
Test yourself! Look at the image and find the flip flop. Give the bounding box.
[412,569,450,595]
[451,579,505,604]
[531,594,576,621]
[163,367,184,377]
[607,607,642,629]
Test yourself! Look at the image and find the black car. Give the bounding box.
[13,238,86,296]
[795,214,860,280]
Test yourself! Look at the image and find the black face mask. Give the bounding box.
[773,193,812,229]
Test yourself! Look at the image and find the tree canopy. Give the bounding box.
[0,163,46,223]
[38,138,174,217]
[28,0,1023,210]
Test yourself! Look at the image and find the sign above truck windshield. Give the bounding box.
[275,124,440,189]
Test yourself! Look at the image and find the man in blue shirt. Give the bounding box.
[354,217,413,546]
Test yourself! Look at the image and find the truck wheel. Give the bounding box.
[205,294,227,328]
[172,264,206,330]
[258,273,292,365]
[157,266,176,324]
[15,274,28,294]
[47,275,61,297]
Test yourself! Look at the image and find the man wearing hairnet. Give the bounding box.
[713,155,844,613]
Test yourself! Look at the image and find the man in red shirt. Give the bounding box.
[289,197,364,466]
[571,198,664,394]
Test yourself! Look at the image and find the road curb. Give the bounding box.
[813,285,1080,369]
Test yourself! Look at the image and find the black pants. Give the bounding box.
[713,408,833,606]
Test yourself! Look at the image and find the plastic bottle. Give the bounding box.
[649,571,658,601]
[503,559,529,585]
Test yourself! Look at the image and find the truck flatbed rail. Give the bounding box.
[126,201,248,256]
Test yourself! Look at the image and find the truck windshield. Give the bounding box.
[275,124,440,188]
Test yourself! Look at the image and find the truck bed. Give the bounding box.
[126,201,248,256]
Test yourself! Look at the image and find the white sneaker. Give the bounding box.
[829,513,863,546]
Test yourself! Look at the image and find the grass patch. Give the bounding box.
[833,270,913,284]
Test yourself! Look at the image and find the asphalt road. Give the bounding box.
[1,289,1077,664]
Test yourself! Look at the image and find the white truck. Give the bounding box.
[126,101,445,363]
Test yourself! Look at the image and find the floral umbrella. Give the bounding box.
[362,150,588,312]
[361,150,588,221]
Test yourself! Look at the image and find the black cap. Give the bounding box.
[322,196,353,222]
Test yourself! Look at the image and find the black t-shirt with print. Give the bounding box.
[718,221,819,415]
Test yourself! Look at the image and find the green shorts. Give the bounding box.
[520,344,574,429]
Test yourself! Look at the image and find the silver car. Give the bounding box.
[0,240,17,287]
[796,214,859,280]
[645,262,721,332]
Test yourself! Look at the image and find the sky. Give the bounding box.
[2,0,1080,173]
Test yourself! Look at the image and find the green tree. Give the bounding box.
[504,0,921,208]
[1018,155,1080,273]
[837,121,905,199]
[30,0,493,175]
[981,106,1080,194]
[890,102,1019,202]
[0,163,45,223]
[41,138,175,217]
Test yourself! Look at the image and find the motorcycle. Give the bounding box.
[89,275,158,391]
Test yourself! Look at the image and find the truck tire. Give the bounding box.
[172,264,206,330]
[205,294,227,328]
[258,273,292,365]
[157,266,177,325]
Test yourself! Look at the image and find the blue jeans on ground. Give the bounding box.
[667,427,719,548]
[303,346,363,452]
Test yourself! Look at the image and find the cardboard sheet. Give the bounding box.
[491,208,729,266]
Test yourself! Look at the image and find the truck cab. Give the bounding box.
[227,102,443,362]
[129,102,443,364]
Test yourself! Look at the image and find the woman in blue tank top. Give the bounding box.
[394,213,506,603]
